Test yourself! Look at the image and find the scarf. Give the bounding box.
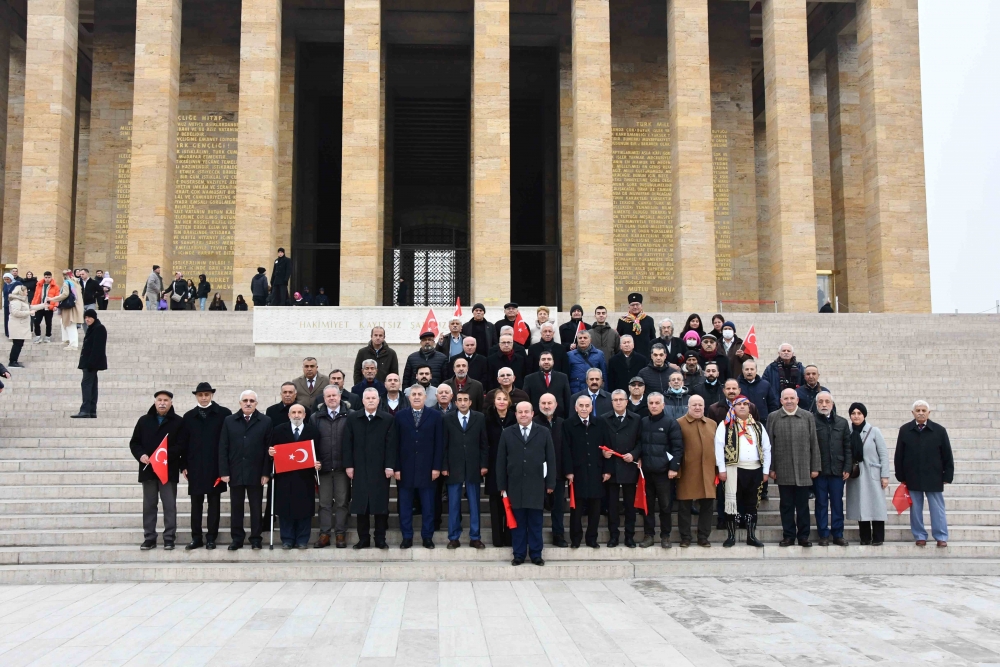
[723,398,763,515]
[620,311,647,336]
[850,421,867,464]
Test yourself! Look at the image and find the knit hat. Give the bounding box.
[570,304,583,315]
[473,303,486,312]
[723,320,736,332]
[683,330,701,344]
[848,402,867,418]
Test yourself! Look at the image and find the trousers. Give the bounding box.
[728,466,764,518]
[230,484,264,543]
[511,508,544,560]
[678,498,714,542]
[356,513,388,544]
[190,491,221,541]
[488,493,511,547]
[813,474,845,538]
[9,339,23,363]
[448,481,481,541]
[33,310,53,337]
[778,484,812,541]
[318,470,351,535]
[80,370,99,415]
[909,490,948,542]
[399,486,436,540]
[269,285,289,306]
[643,471,673,538]
[570,497,601,546]
[279,517,312,546]
[61,320,78,348]
[142,479,177,543]
[607,482,637,540]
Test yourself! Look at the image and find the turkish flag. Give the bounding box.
[454,297,462,318]
[150,436,169,485]
[502,493,517,528]
[512,312,530,346]
[569,480,576,509]
[421,308,439,338]
[742,324,759,359]
[574,320,586,344]
[273,440,317,474]
[892,483,912,515]
[635,468,648,515]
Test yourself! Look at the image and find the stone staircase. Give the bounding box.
[0,310,998,582]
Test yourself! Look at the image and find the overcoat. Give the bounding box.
[129,405,188,484]
[342,409,399,514]
[601,410,642,484]
[616,315,656,358]
[353,342,399,384]
[182,402,232,494]
[446,352,489,385]
[394,408,444,489]
[218,411,273,487]
[607,351,648,394]
[846,423,891,521]
[526,340,569,375]
[894,419,954,492]
[442,376,485,412]
[676,413,718,500]
[485,409,518,494]
[533,414,570,479]
[310,403,350,471]
[766,408,821,487]
[442,409,489,484]
[487,351,528,390]
[561,415,613,499]
[495,424,557,510]
[270,421,319,520]
[78,315,108,371]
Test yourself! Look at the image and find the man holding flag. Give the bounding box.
[130,390,188,551]
[601,390,643,548]
[494,302,529,341]
[268,404,322,549]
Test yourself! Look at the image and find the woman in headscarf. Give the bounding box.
[845,402,890,546]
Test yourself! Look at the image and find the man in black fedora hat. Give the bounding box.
[181,382,232,549]
[617,292,656,358]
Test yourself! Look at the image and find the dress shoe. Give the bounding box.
[871,541,883,546]
[833,537,849,547]
[915,539,926,546]
[282,543,293,550]
[375,540,389,550]
[297,544,308,550]
[606,538,619,548]
[679,540,690,548]
[531,557,545,566]
[353,540,371,550]
[798,540,812,548]
[228,542,243,551]
[818,537,830,547]
[571,542,581,549]
[937,540,948,548]
[206,541,216,550]
[552,536,569,548]
[624,537,636,548]
[163,541,175,551]
[512,557,524,566]
[7,361,24,368]
[447,540,460,549]
[250,540,262,550]
[587,541,600,549]
[314,534,331,549]
[185,539,204,551]
[778,538,795,547]
[140,539,156,550]
[661,537,671,549]
[697,539,711,548]
[335,534,346,549]
[400,538,413,549]
[760,491,769,501]
[470,540,486,550]
[70,412,93,419]
[638,535,655,548]
[860,540,871,546]
[423,539,435,549]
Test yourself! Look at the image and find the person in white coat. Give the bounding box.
[845,402,890,546]
[51,270,85,350]
[7,285,32,367]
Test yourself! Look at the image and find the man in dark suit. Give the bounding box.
[219,391,274,550]
[527,322,569,375]
[266,382,311,426]
[523,351,572,419]
[442,356,485,412]
[496,401,557,566]
[607,334,649,394]
[268,404,322,548]
[562,395,613,548]
[182,382,232,550]
[344,388,399,549]
[570,368,613,419]
[441,389,489,549]
[602,390,643,547]
[447,336,489,385]
[534,392,570,547]
[394,385,444,549]
[487,333,528,390]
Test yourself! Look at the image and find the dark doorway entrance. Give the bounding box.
[384,46,471,306]
[293,42,343,304]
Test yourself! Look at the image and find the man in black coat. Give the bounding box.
[403,332,449,387]
[123,290,144,310]
[266,382,311,426]
[129,391,188,550]
[447,337,489,385]
[270,248,291,305]
[182,382,232,550]
[462,304,497,360]
[441,390,489,549]
[616,293,656,358]
[559,305,589,352]
[442,357,485,412]
[607,334,648,394]
[269,405,322,548]
[602,391,643,547]
[534,393,570,547]
[638,392,685,548]
[71,309,106,419]
[627,378,649,419]
[696,361,725,408]
[494,302,527,340]
[527,322,569,375]
[487,334,528,390]
[497,401,557,566]
[343,388,399,549]
[219,391,274,550]
[562,395,613,548]
[894,400,954,547]
[78,268,101,312]
[570,368,613,418]
[523,351,572,419]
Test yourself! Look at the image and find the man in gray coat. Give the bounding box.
[813,391,852,546]
[311,385,351,548]
[496,401,557,566]
[142,265,163,311]
[766,388,821,547]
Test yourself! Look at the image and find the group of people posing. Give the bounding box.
[130,295,956,564]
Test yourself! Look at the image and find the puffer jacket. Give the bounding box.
[662,387,691,420]
[310,403,351,471]
[638,362,673,395]
[639,413,684,474]
[30,278,61,311]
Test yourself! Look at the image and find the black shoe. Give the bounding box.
[552,536,569,548]
[7,361,24,368]
[606,538,619,548]
[422,539,435,549]
[832,537,849,547]
[447,540,460,549]
[760,492,769,501]
[163,542,174,551]
[691,506,700,515]
[400,538,413,549]
[250,540,262,550]
[282,543,293,550]
[532,557,545,566]
[745,515,764,548]
[808,491,815,500]
[571,542,581,549]
[723,518,736,548]
[512,557,524,566]
[778,538,794,547]
[716,518,725,530]
[818,537,830,547]
[185,539,204,551]
[206,541,216,550]
[140,539,156,550]
[228,542,243,551]
[587,541,599,549]
[353,540,371,550]
[798,540,813,548]
[70,412,92,419]
[375,540,389,550]
[624,537,636,548]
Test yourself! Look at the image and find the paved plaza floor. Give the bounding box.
[0,576,999,666]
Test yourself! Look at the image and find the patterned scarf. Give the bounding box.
[620,311,647,336]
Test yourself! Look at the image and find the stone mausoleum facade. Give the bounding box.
[0,0,929,313]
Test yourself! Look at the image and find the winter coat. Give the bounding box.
[662,388,691,420]
[766,408,821,487]
[616,315,657,359]
[523,370,572,419]
[271,255,291,286]
[846,423,890,521]
[814,409,852,476]
[445,352,489,386]
[21,276,37,303]
[402,348,448,388]
[462,317,497,360]
[343,409,399,514]
[529,318,559,346]
[570,388,613,418]
[52,278,84,327]
[487,350,528,391]
[31,279,61,312]
[77,315,108,371]
[123,294,143,310]
[197,280,211,299]
[251,273,269,299]
[270,421,319,520]
[696,351,730,382]
[589,322,620,362]
[566,346,608,394]
[442,376,484,412]
[182,402,233,495]
[394,408,444,489]
[485,409,517,495]
[676,413,718,500]
[696,379,724,408]
[526,340,569,376]
[639,413,684,474]
[310,403,350,471]
[627,398,649,420]
[353,342,399,384]
[559,319,590,351]
[601,410,642,484]
[7,286,32,340]
[607,351,648,394]
[738,375,778,415]
[762,357,805,408]
[352,378,387,399]
[265,401,312,428]
[796,383,829,413]
[894,419,954,493]
[533,414,570,479]
[442,409,489,484]
[142,271,163,298]
[218,411,274,487]
[561,415,613,499]
[496,423,557,510]
[652,336,686,367]
[638,362,674,395]
[129,405,189,484]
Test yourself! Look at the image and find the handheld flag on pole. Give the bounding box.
[739,324,759,359]
[569,479,576,510]
[150,436,169,484]
[573,321,586,345]
[600,447,648,514]
[421,308,439,339]
[512,312,530,346]
[454,297,462,318]
[502,491,517,529]
[273,440,318,474]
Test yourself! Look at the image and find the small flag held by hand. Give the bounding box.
[454,297,462,318]
[741,324,759,359]
[569,480,576,510]
[502,492,517,529]
[150,436,169,485]
[635,467,648,515]
[892,483,912,514]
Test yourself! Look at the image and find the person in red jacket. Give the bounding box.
[30,271,60,342]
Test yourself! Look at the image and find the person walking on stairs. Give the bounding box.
[71,310,106,418]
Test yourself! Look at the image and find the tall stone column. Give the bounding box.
[2,34,24,265]
[470,0,510,307]
[571,0,614,307]
[126,0,181,295]
[233,0,282,304]
[667,0,716,312]
[339,0,382,306]
[0,21,10,257]
[761,0,817,312]
[857,0,930,312]
[827,34,868,312]
[17,0,78,274]
[558,42,577,307]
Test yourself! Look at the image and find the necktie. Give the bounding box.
[591,394,597,415]
[462,415,468,432]
[414,410,421,427]
[244,414,251,422]
[522,427,528,441]
[583,419,589,428]
[293,427,300,439]
[308,379,314,391]
[620,415,624,424]
[918,423,925,432]
[368,414,373,422]
[545,373,550,387]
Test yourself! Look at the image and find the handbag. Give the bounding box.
[849,428,872,479]
[57,287,76,311]
[170,291,183,303]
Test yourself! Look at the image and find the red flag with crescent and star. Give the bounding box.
[273,440,318,474]
[512,312,530,346]
[421,308,439,339]
[150,436,169,485]
[454,297,462,318]
[741,324,759,359]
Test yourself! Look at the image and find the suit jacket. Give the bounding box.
[269,421,319,520]
[570,389,613,419]
[496,423,557,510]
[447,352,489,385]
[487,351,528,390]
[219,411,273,487]
[265,401,312,428]
[527,340,569,375]
[394,408,444,489]
[523,370,572,419]
[442,376,485,412]
[601,410,643,484]
[561,415,613,499]
[442,410,489,484]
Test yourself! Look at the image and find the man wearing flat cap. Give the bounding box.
[617,293,656,358]
[495,302,528,341]
[402,330,449,388]
[130,390,188,551]
[182,382,232,550]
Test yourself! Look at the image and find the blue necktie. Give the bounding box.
[462,415,468,432]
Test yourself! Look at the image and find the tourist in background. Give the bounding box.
[251,267,269,307]
[71,309,106,418]
[143,265,163,311]
[291,291,307,306]
[616,293,656,358]
[209,293,226,311]
[52,269,84,350]
[530,306,558,345]
[314,287,329,306]
[21,271,36,304]
[767,389,821,547]
[78,268,100,312]
[270,248,291,306]
[97,270,113,310]
[485,390,517,547]
[6,285,30,368]
[301,287,313,305]
[813,391,852,546]
[182,382,232,551]
[3,272,20,337]
[123,290,143,311]
[197,274,211,310]
[590,306,620,362]
[895,400,954,547]
[234,295,248,311]
[184,279,197,310]
[396,277,409,306]
[163,272,186,311]
[846,402,890,546]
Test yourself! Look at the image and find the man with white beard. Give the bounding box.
[268,404,322,548]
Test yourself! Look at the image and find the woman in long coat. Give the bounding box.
[6,285,31,367]
[51,270,84,349]
[485,390,517,547]
[845,403,891,545]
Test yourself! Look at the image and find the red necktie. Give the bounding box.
[544,373,550,387]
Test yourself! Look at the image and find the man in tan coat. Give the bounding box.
[676,395,718,547]
[291,357,329,407]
